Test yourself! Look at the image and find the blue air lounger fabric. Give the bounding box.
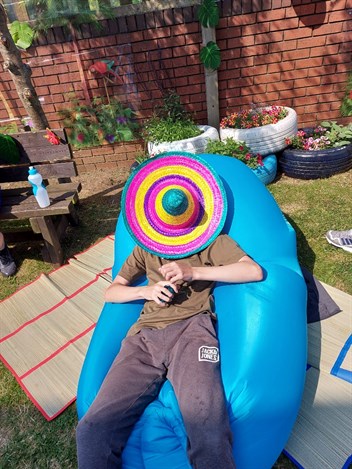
[77,153,307,469]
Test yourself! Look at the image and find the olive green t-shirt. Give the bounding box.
[118,234,246,336]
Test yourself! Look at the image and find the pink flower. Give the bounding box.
[257,156,264,166]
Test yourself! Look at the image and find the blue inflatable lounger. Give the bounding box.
[77,153,307,469]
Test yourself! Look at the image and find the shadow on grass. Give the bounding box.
[283,213,316,272]
[62,181,125,261]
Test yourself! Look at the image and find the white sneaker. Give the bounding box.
[325,230,352,253]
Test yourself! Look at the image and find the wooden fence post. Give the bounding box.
[201,25,219,130]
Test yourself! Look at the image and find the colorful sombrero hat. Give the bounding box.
[121,151,227,258]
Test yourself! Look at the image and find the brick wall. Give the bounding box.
[0,0,350,172]
[218,0,351,126]
[72,140,144,173]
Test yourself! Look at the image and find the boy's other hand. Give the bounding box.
[143,281,178,306]
[159,261,193,283]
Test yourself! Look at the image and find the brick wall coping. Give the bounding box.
[114,0,201,18]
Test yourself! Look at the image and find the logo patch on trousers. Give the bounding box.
[198,346,219,362]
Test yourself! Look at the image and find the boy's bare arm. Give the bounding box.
[159,256,263,284]
[105,256,262,304]
[104,275,178,306]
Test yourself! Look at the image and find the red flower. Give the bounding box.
[44,128,61,145]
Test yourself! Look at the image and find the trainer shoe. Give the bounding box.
[0,244,17,277]
[325,229,352,253]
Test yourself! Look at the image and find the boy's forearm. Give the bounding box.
[192,260,263,284]
[105,283,146,303]
[105,278,177,305]
[159,256,263,285]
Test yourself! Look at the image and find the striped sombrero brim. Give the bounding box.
[122,152,227,258]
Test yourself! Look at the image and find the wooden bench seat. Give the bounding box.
[0,129,81,266]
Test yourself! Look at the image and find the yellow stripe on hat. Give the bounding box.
[155,185,195,226]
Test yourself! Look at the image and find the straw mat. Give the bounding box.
[0,235,114,420]
[1,254,351,468]
[284,283,352,469]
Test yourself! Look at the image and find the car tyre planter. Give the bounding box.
[220,107,297,156]
[147,125,219,156]
[279,144,352,179]
[252,154,277,185]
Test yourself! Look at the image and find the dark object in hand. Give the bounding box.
[159,285,175,303]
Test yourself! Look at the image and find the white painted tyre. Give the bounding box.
[147,125,219,156]
[220,107,297,156]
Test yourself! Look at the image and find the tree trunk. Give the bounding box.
[0,4,48,130]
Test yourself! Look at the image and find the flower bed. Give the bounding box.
[60,97,138,148]
[205,137,277,185]
[148,125,219,156]
[220,105,288,129]
[220,106,297,156]
[279,144,352,179]
[280,123,352,179]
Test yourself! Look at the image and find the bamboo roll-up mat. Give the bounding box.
[0,236,114,420]
[284,283,351,469]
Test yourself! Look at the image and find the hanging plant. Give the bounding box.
[198,0,221,71]
[200,41,221,70]
[9,20,34,50]
[197,0,219,28]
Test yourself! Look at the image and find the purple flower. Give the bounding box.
[116,116,127,124]
[105,134,116,143]
[22,117,34,128]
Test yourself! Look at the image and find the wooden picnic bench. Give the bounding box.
[0,129,81,266]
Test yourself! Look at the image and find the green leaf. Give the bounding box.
[334,140,351,147]
[200,41,221,70]
[118,128,134,141]
[9,21,34,50]
[197,0,219,28]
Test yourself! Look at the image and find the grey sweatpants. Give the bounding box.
[76,313,236,469]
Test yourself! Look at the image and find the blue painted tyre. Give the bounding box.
[252,154,277,185]
[279,143,352,179]
[77,155,307,469]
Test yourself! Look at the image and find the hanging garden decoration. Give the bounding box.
[197,0,219,27]
[197,0,221,71]
[199,40,221,70]
[9,21,34,50]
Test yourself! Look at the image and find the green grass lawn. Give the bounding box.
[1,168,351,468]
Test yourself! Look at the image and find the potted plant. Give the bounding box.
[206,137,277,185]
[280,121,352,179]
[59,96,138,148]
[219,105,297,156]
[144,91,219,156]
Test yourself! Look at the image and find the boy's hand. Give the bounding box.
[159,261,193,283]
[143,281,178,306]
